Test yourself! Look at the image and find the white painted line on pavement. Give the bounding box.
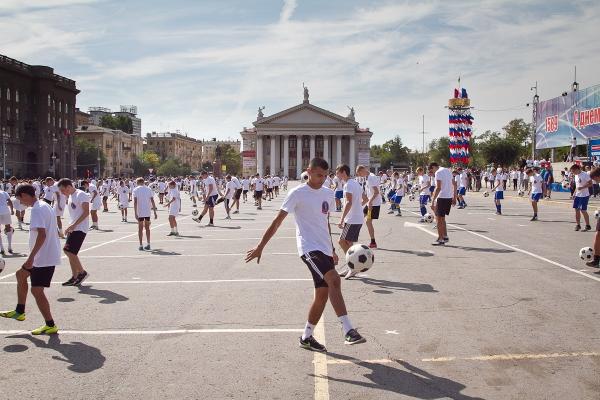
[448,223,600,283]
[8,237,297,245]
[313,320,329,400]
[72,252,297,259]
[0,328,303,335]
[0,278,312,285]
[403,221,438,238]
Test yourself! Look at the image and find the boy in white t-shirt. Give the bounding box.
[246,158,365,351]
[86,180,101,230]
[491,169,504,215]
[571,164,592,231]
[117,180,131,222]
[526,167,543,221]
[357,166,382,249]
[133,177,158,250]
[1,184,61,335]
[164,180,181,236]
[0,188,14,255]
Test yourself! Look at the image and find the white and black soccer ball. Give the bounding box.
[483,191,489,197]
[192,209,199,217]
[424,213,434,223]
[346,244,374,273]
[562,181,570,190]
[518,190,524,197]
[408,194,415,201]
[0,258,4,274]
[594,210,600,220]
[580,247,594,262]
[300,171,309,182]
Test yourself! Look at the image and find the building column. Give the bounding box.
[256,135,263,176]
[349,136,356,173]
[336,136,342,167]
[323,135,329,166]
[296,135,303,178]
[309,135,316,160]
[270,135,276,175]
[283,135,289,178]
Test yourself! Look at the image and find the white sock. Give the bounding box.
[339,315,353,335]
[302,322,315,340]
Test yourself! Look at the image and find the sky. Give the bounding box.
[1,0,599,149]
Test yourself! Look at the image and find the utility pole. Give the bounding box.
[1,126,6,180]
[530,82,539,159]
[97,144,101,178]
[419,114,428,167]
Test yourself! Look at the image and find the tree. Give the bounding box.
[427,137,450,166]
[132,151,161,176]
[218,144,242,175]
[370,136,410,169]
[99,115,133,134]
[75,137,106,177]
[141,151,160,169]
[477,132,522,167]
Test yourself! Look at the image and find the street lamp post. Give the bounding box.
[97,145,101,178]
[51,133,58,176]
[1,127,6,180]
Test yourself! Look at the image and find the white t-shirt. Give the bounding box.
[133,185,154,218]
[68,189,90,232]
[88,184,101,206]
[168,187,181,214]
[575,172,591,197]
[494,175,503,192]
[0,191,10,215]
[43,184,58,201]
[333,177,343,192]
[242,179,250,191]
[418,175,431,196]
[365,174,382,206]
[530,174,543,194]
[460,172,468,188]
[118,186,130,204]
[225,181,236,199]
[344,179,365,224]
[232,177,242,190]
[281,184,335,257]
[203,176,218,197]
[273,177,281,186]
[158,182,167,193]
[254,178,264,191]
[266,178,273,188]
[29,201,61,268]
[434,167,454,199]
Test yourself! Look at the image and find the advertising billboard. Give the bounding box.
[535,84,600,149]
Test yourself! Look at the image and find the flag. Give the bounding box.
[454,88,459,98]
[461,88,468,98]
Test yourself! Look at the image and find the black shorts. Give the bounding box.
[137,217,151,222]
[363,205,380,219]
[234,189,243,200]
[206,194,218,208]
[103,196,108,201]
[63,231,87,255]
[340,223,362,242]
[27,266,55,288]
[435,198,452,217]
[254,190,263,199]
[243,190,248,194]
[266,188,273,193]
[300,251,335,288]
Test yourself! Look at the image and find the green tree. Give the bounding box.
[99,115,133,134]
[370,136,410,169]
[477,131,522,167]
[157,159,183,176]
[75,137,106,177]
[427,137,450,166]
[218,144,242,175]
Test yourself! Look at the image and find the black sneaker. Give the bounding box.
[530,216,538,221]
[443,237,449,243]
[62,276,77,286]
[299,336,327,352]
[73,271,89,286]
[586,258,600,268]
[584,225,592,232]
[344,329,366,345]
[575,225,581,231]
[431,240,445,246]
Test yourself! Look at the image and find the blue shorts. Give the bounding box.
[531,193,542,202]
[573,196,590,211]
[387,190,395,200]
[393,195,403,204]
[206,195,218,208]
[419,195,430,205]
[335,190,343,200]
[458,187,466,196]
[494,191,504,200]
[429,186,435,193]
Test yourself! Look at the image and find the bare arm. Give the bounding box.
[245,210,288,264]
[23,227,47,269]
[339,192,352,226]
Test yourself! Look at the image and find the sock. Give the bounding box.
[370,238,376,244]
[45,319,55,327]
[210,218,214,224]
[302,322,315,340]
[420,205,426,216]
[339,315,354,335]
[16,304,25,314]
[496,204,501,213]
[6,228,13,248]
[198,215,203,222]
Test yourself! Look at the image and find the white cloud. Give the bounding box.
[279,0,297,23]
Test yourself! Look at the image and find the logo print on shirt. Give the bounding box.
[70,202,76,209]
[321,201,329,214]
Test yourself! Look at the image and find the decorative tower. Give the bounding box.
[448,81,473,166]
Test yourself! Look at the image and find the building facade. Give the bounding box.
[89,105,142,137]
[144,132,203,171]
[75,108,91,126]
[0,54,79,178]
[240,91,372,178]
[76,125,143,177]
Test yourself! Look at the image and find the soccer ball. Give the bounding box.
[411,185,420,193]
[518,190,524,197]
[300,171,309,182]
[594,210,600,220]
[192,209,199,217]
[346,244,374,273]
[562,181,570,189]
[483,191,489,197]
[408,194,415,201]
[579,247,594,262]
[0,258,4,274]
[423,213,434,223]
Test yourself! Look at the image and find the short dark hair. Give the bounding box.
[570,164,582,171]
[590,167,600,179]
[201,170,208,176]
[16,184,35,198]
[309,157,329,171]
[428,162,439,169]
[57,178,73,188]
[335,164,350,176]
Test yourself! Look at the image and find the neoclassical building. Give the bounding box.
[240,89,372,178]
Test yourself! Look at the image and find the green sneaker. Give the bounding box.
[31,325,59,335]
[0,310,26,321]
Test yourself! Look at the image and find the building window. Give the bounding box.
[15,90,19,103]
[6,88,10,101]
[48,112,51,123]
[48,94,51,107]
[59,101,62,113]
[15,108,18,121]
[59,118,62,128]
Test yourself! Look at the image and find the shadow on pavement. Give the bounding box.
[78,285,129,304]
[320,355,484,400]
[377,248,434,257]
[174,235,203,239]
[6,334,106,373]
[443,245,514,254]
[357,277,438,293]
[149,249,181,256]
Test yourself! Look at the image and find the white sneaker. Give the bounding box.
[344,269,357,280]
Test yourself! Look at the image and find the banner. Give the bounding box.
[535,83,600,149]
[589,138,600,159]
[358,151,370,166]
